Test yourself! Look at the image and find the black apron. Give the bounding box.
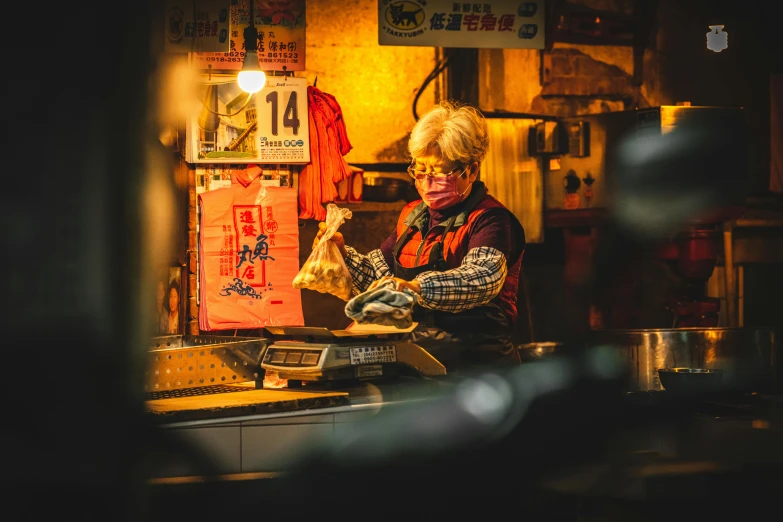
[391,188,520,373]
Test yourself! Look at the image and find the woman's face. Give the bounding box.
[412,146,477,207]
[169,286,179,313]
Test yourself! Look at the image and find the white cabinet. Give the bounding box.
[153,405,389,478]
[156,425,242,477]
[241,423,334,472]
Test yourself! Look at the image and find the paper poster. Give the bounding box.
[165,0,232,53]
[192,0,306,72]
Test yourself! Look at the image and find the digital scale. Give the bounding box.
[261,326,446,382]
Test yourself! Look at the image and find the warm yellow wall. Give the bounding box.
[303,0,440,164]
[303,0,662,161]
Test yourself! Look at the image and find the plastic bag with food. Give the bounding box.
[292,204,354,301]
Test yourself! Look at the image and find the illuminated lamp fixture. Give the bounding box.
[237,1,266,93]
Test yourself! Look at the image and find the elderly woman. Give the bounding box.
[316,101,526,371]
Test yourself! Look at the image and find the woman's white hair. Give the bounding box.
[408,100,490,166]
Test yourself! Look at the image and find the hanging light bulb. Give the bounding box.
[238,43,266,93]
[237,2,266,93]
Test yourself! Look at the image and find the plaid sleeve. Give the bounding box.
[414,246,507,313]
[344,246,393,296]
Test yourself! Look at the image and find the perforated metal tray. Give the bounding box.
[145,335,269,393]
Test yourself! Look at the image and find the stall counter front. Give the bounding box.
[144,377,445,480]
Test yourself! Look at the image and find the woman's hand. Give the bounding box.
[368,276,422,296]
[312,222,347,258]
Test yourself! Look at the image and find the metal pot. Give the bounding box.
[586,327,778,392]
[362,172,414,202]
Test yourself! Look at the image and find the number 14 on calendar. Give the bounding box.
[256,76,310,164]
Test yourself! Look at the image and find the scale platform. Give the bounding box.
[261,326,446,382]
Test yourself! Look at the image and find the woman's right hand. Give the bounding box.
[313,222,347,258]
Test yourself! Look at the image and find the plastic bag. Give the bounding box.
[292,204,354,301]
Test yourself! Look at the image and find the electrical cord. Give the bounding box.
[195,114,251,135]
[196,91,254,118]
[413,54,452,122]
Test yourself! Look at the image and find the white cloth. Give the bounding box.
[344,280,417,328]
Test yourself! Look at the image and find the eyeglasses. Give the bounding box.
[407,165,468,181]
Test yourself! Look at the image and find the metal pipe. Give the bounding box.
[738,265,744,327]
[734,219,783,228]
[723,223,736,327]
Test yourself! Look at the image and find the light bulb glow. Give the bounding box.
[238,70,266,93]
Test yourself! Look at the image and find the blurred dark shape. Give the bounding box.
[146,348,631,517]
[609,115,749,241]
[586,113,750,331]
[1,1,180,519]
[145,347,783,519]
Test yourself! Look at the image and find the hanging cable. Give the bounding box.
[413,53,452,121]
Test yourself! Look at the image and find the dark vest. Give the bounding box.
[391,182,525,368]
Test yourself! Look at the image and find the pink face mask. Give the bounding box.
[415,168,471,210]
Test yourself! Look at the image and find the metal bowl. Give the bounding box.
[657,367,724,394]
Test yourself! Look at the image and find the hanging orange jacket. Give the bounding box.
[298,86,353,220]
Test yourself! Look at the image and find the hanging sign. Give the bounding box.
[378,0,545,49]
[256,76,310,164]
[164,0,231,53]
[191,0,306,72]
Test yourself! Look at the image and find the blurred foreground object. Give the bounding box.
[586,106,750,332]
[610,106,748,240]
[256,347,628,512]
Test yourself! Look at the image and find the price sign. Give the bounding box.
[256,76,310,164]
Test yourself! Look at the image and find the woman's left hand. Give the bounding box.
[368,276,422,296]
